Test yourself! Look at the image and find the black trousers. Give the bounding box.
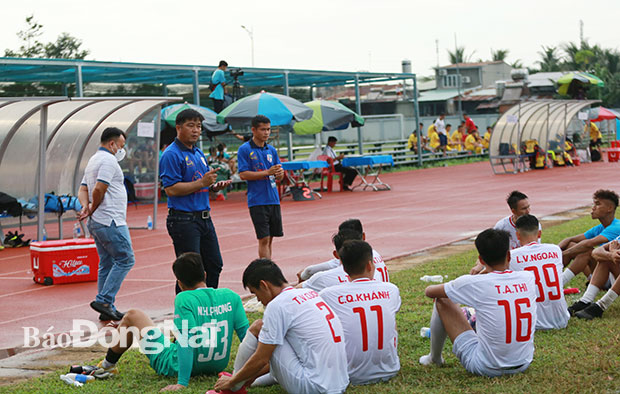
[334,164,357,186]
[212,99,224,113]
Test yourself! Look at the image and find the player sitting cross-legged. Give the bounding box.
[420,229,537,377]
[297,218,387,282]
[95,252,249,392]
[510,214,570,329]
[211,259,349,394]
[320,240,401,385]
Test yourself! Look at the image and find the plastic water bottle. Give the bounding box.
[60,373,94,386]
[420,327,431,338]
[420,275,444,283]
[72,222,81,239]
[42,227,47,241]
[147,215,153,231]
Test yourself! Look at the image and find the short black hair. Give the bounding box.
[176,109,204,126]
[475,229,510,267]
[593,189,619,208]
[339,240,373,276]
[217,143,225,151]
[219,60,228,67]
[338,218,363,233]
[515,214,539,234]
[506,190,528,210]
[100,127,126,143]
[487,126,492,130]
[327,136,338,143]
[172,252,206,288]
[332,229,363,251]
[242,258,287,290]
[446,123,452,128]
[251,115,271,128]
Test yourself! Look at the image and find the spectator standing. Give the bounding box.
[434,113,448,155]
[464,113,477,135]
[209,60,228,113]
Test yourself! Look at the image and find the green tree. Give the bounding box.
[4,15,44,57]
[44,33,89,59]
[447,46,474,64]
[491,48,509,62]
[536,46,561,72]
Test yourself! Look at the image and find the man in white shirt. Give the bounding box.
[78,127,135,321]
[320,240,401,385]
[510,215,569,330]
[420,229,537,377]
[213,259,349,394]
[434,113,447,156]
[323,136,357,191]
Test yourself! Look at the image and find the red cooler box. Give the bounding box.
[30,239,99,285]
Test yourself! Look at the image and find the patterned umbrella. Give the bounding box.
[161,103,229,134]
[589,106,620,122]
[216,92,313,126]
[292,100,365,135]
[557,72,604,95]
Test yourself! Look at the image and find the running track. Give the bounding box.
[0,161,618,350]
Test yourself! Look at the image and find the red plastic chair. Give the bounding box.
[318,155,344,192]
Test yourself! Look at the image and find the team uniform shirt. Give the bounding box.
[300,250,385,281]
[159,139,211,212]
[434,118,446,135]
[237,140,281,208]
[302,251,390,292]
[259,287,349,394]
[428,129,440,149]
[464,134,480,152]
[509,242,569,330]
[444,271,537,370]
[584,218,620,244]
[407,133,417,150]
[586,122,601,141]
[483,132,491,149]
[320,278,401,385]
[81,148,127,226]
[146,288,249,386]
[494,215,541,249]
[209,69,226,100]
[464,116,477,134]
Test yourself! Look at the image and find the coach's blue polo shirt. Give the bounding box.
[159,138,211,212]
[237,139,281,208]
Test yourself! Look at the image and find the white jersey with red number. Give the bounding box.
[320,279,401,385]
[494,215,542,249]
[302,252,390,292]
[444,271,537,370]
[509,242,569,330]
[259,287,349,393]
[300,249,385,281]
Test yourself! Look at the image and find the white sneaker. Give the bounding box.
[419,354,444,366]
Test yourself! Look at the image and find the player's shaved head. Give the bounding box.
[475,229,510,267]
[332,229,363,251]
[172,252,206,288]
[506,190,528,210]
[242,258,287,289]
[339,240,373,276]
[515,214,539,235]
[338,218,363,234]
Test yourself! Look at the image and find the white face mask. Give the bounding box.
[115,148,126,162]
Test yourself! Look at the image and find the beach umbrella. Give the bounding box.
[557,72,604,95]
[161,103,230,134]
[589,106,620,122]
[216,92,313,126]
[292,100,365,135]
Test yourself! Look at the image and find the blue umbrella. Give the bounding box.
[216,92,313,126]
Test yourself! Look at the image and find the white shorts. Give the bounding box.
[269,338,346,394]
[452,330,530,377]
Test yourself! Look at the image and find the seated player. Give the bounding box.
[568,238,620,319]
[298,218,387,282]
[95,253,249,392]
[420,229,537,377]
[320,240,401,385]
[511,215,569,329]
[448,124,463,151]
[482,126,492,149]
[470,190,539,274]
[212,259,349,394]
[560,189,620,286]
[301,229,390,292]
[464,130,483,154]
[427,125,440,152]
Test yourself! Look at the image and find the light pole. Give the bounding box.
[241,25,254,67]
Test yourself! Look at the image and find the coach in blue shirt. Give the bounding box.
[237,115,284,258]
[159,109,230,292]
[209,60,227,113]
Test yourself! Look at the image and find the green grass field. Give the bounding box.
[3,214,620,393]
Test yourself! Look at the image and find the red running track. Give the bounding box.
[0,161,618,349]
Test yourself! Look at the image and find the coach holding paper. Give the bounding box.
[160,109,230,293]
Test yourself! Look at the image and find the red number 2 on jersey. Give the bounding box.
[316,301,342,343]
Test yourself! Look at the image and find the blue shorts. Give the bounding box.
[438,133,448,146]
[452,330,530,377]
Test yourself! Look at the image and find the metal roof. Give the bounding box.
[418,89,462,102]
[0,57,417,88]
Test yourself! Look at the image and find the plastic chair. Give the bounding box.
[317,155,344,192]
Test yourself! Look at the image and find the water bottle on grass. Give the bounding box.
[420,327,431,338]
[420,275,443,283]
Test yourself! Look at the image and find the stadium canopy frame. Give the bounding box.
[0,96,180,240]
[0,57,424,162]
[489,99,599,174]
